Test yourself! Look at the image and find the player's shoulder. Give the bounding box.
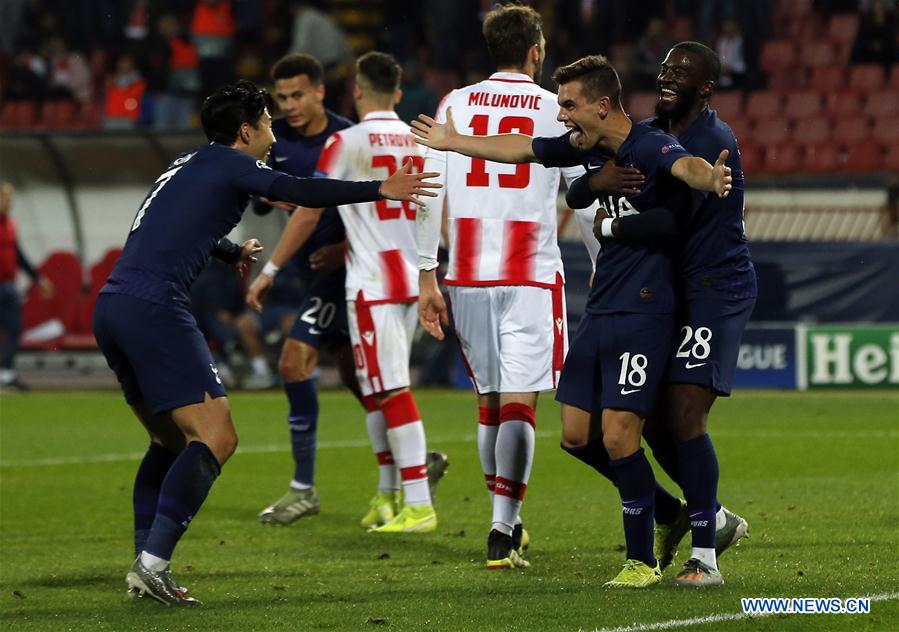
[326,109,355,132]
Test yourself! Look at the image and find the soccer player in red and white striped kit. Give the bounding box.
[416,5,594,568]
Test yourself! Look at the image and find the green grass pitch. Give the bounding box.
[1,389,897,631]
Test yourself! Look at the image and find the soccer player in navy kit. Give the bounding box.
[92,80,440,605]
[246,53,358,525]
[412,55,730,587]
[568,43,755,587]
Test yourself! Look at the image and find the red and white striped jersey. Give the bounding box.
[316,111,423,304]
[422,72,585,288]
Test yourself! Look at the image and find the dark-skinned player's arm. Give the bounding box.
[592,188,698,244]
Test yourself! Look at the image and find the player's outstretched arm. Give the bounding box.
[379,158,442,207]
[411,107,538,164]
[418,269,449,341]
[670,149,732,198]
[246,207,323,312]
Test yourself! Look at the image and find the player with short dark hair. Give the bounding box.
[93,79,439,605]
[568,41,755,587]
[412,54,731,587]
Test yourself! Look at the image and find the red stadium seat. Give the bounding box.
[800,41,836,69]
[784,91,823,119]
[725,117,752,143]
[671,17,693,42]
[738,142,763,174]
[0,100,38,129]
[41,100,78,129]
[746,91,783,121]
[767,69,806,91]
[753,117,792,144]
[890,66,899,90]
[849,64,886,93]
[864,91,899,118]
[76,248,123,334]
[831,116,872,143]
[21,252,84,336]
[711,91,743,120]
[884,144,899,171]
[823,90,865,118]
[810,65,846,91]
[872,117,899,144]
[760,41,797,74]
[841,141,884,172]
[627,91,658,121]
[763,143,803,174]
[784,0,812,17]
[828,14,859,44]
[793,116,831,143]
[802,142,841,172]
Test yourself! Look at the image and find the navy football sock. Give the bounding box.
[285,379,319,487]
[560,441,616,483]
[677,434,719,549]
[144,441,220,561]
[609,448,657,566]
[133,443,178,557]
[653,483,682,525]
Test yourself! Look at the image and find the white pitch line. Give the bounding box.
[0,431,553,468]
[588,592,899,632]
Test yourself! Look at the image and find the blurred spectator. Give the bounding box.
[190,258,243,388]
[394,56,439,123]
[288,1,353,69]
[851,0,897,68]
[191,0,237,95]
[104,54,146,130]
[8,46,48,101]
[0,182,54,392]
[716,19,747,89]
[629,16,674,90]
[43,36,93,104]
[147,13,200,130]
[0,0,27,54]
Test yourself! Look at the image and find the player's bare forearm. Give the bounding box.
[418,269,448,340]
[270,207,324,266]
[451,133,538,164]
[671,150,732,198]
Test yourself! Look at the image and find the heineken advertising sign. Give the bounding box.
[803,325,899,389]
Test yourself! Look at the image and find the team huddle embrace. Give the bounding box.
[93,4,754,606]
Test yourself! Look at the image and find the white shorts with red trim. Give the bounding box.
[348,297,418,396]
[448,280,567,394]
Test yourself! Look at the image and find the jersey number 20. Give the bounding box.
[370,154,424,221]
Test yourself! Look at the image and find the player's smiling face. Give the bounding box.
[656,48,704,120]
[244,108,276,161]
[557,80,605,150]
[275,74,325,132]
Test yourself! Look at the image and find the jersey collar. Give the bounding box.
[362,110,400,121]
[487,71,535,84]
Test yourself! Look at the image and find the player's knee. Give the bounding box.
[209,426,238,464]
[668,401,706,441]
[278,346,316,381]
[560,427,588,449]
[602,427,640,459]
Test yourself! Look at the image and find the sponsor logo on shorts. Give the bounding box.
[620,387,641,395]
[555,317,564,333]
[685,361,707,369]
[362,331,375,345]
[210,364,222,385]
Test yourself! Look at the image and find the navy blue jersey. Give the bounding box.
[534,125,692,314]
[269,111,353,281]
[644,107,756,299]
[102,143,284,305]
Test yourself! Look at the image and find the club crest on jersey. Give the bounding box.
[555,318,564,333]
[256,160,272,170]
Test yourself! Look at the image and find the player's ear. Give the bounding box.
[699,79,715,100]
[394,88,403,106]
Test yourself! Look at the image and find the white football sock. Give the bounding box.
[715,506,726,530]
[250,356,269,376]
[691,546,718,571]
[492,416,535,531]
[140,551,169,572]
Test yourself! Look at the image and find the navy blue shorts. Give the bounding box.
[556,312,675,418]
[93,293,227,415]
[288,280,349,351]
[667,294,756,396]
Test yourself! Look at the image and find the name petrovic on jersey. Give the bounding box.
[467,92,542,110]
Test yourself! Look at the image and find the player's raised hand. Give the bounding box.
[713,149,732,198]
[411,107,458,151]
[418,272,449,340]
[379,158,442,207]
[589,162,645,196]
[246,272,272,312]
[236,238,264,276]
